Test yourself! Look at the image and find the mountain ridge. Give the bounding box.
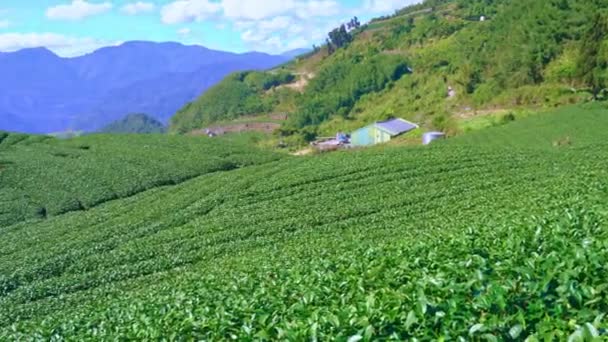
[0,41,290,133]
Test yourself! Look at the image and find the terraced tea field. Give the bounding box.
[0,133,281,227]
[1,105,607,339]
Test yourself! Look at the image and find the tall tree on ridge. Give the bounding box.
[579,11,608,99]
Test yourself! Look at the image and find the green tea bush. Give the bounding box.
[1,105,607,339]
[0,134,282,227]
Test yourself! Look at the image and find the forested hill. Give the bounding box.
[170,0,607,140]
[98,114,166,134]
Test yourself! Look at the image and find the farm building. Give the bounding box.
[351,118,419,147]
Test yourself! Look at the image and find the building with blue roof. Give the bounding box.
[350,118,419,147]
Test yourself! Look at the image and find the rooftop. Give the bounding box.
[375,118,418,135]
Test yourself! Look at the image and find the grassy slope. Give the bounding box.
[1,104,608,339]
[450,103,608,149]
[0,133,282,227]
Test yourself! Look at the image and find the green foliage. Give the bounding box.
[1,106,608,339]
[170,73,262,133]
[545,46,579,85]
[0,132,35,150]
[169,0,608,138]
[328,24,353,50]
[244,70,295,91]
[291,55,410,128]
[0,133,282,227]
[578,11,608,98]
[99,113,166,134]
[431,112,458,133]
[338,0,607,133]
[500,112,516,124]
[170,71,295,133]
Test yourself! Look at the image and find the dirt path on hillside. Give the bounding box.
[277,72,314,92]
[191,122,281,136]
[454,108,510,120]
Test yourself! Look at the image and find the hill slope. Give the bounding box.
[1,104,608,339]
[0,42,289,133]
[170,0,604,140]
[98,114,166,134]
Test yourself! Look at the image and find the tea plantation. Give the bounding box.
[1,105,608,340]
[451,104,608,150]
[0,133,282,227]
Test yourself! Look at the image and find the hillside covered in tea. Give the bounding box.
[1,104,607,339]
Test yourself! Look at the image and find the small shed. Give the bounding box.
[422,132,446,145]
[351,118,419,147]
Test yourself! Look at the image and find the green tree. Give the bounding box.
[347,16,361,30]
[328,24,352,49]
[326,38,335,55]
[579,12,608,99]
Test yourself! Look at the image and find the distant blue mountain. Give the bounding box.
[0,42,289,133]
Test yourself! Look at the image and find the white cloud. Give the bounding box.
[239,17,292,46]
[0,32,120,57]
[232,0,420,53]
[0,0,419,58]
[262,36,282,50]
[216,0,347,53]
[121,2,156,15]
[160,0,221,24]
[238,14,337,53]
[220,0,339,20]
[285,37,310,51]
[46,0,112,21]
[294,0,340,18]
[234,21,255,30]
[160,0,347,54]
[362,0,421,14]
[258,16,292,31]
[222,0,294,20]
[161,0,340,24]
[177,27,191,36]
[241,30,264,44]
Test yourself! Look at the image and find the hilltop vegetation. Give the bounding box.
[98,113,166,134]
[0,132,281,227]
[170,0,608,141]
[1,105,608,339]
[171,71,297,133]
[288,55,410,128]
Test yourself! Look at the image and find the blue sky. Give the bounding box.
[0,0,420,56]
